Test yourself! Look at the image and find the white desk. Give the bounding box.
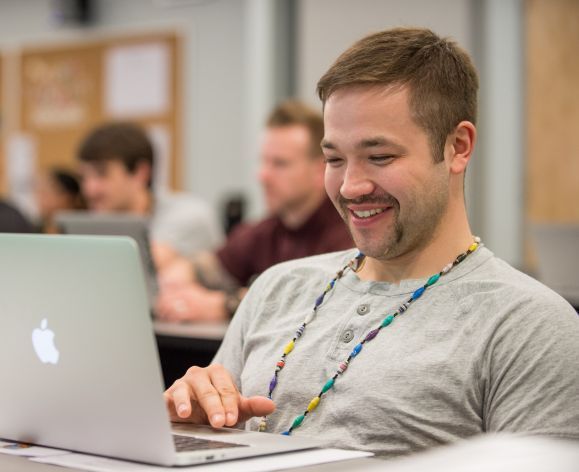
[0,453,379,471]
[3,434,579,471]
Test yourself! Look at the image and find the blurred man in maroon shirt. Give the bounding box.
[156,100,353,322]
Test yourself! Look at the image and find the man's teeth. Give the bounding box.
[353,208,385,218]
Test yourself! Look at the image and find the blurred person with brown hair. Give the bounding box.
[156,100,353,322]
[76,122,223,270]
[35,167,86,234]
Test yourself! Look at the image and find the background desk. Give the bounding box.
[154,321,228,388]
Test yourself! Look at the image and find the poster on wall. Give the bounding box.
[104,42,170,117]
[24,57,92,128]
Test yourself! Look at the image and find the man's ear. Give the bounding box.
[134,160,153,187]
[446,121,476,175]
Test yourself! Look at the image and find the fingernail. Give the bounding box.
[177,404,188,416]
[226,413,236,424]
[211,413,224,425]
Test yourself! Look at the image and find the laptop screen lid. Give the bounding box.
[55,211,158,310]
[0,234,177,465]
[0,234,316,466]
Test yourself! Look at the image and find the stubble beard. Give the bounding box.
[338,185,449,261]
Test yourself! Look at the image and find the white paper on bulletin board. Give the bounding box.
[5,133,38,219]
[104,42,170,117]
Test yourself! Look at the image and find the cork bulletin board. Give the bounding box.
[14,30,182,192]
[526,0,579,224]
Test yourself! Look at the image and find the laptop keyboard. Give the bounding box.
[173,434,248,452]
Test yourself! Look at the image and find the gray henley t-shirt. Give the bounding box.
[213,246,579,458]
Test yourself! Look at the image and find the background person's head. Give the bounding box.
[258,100,326,223]
[35,168,85,231]
[77,122,154,213]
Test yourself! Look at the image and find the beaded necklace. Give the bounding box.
[258,237,481,435]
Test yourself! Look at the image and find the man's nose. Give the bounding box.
[339,165,375,200]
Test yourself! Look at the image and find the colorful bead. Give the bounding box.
[307,397,320,412]
[276,360,285,368]
[412,286,426,299]
[364,328,380,342]
[269,377,277,392]
[292,415,305,429]
[283,340,295,355]
[469,242,478,252]
[295,325,305,338]
[350,343,363,357]
[315,295,324,307]
[399,303,408,313]
[321,378,335,393]
[282,431,290,436]
[337,361,349,374]
[381,315,395,327]
[304,311,315,324]
[441,263,453,274]
[426,274,440,286]
[258,419,267,432]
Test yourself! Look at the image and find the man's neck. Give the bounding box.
[279,191,325,230]
[130,190,153,216]
[358,209,474,283]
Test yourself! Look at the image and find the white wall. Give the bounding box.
[296,0,474,104]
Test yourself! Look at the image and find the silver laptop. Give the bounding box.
[55,211,158,310]
[0,234,316,466]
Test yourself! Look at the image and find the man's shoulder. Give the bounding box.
[456,247,577,319]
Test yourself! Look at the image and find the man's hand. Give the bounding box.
[164,364,275,428]
[155,283,228,323]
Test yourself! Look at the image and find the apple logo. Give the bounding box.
[32,318,60,364]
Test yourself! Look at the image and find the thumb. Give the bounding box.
[238,396,276,422]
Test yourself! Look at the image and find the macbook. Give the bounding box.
[55,211,158,310]
[0,234,316,466]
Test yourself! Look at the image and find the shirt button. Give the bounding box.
[357,304,370,316]
[341,329,354,343]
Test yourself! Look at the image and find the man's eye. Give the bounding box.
[324,157,343,166]
[369,155,395,164]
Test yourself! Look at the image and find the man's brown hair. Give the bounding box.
[317,27,478,162]
[78,122,154,188]
[266,100,324,158]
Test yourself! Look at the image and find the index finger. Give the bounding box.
[167,380,193,419]
[185,367,230,428]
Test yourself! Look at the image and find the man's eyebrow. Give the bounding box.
[357,136,402,149]
[321,136,405,151]
[320,139,335,150]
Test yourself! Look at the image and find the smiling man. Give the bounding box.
[163,28,579,458]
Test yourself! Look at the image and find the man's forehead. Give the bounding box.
[79,159,125,174]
